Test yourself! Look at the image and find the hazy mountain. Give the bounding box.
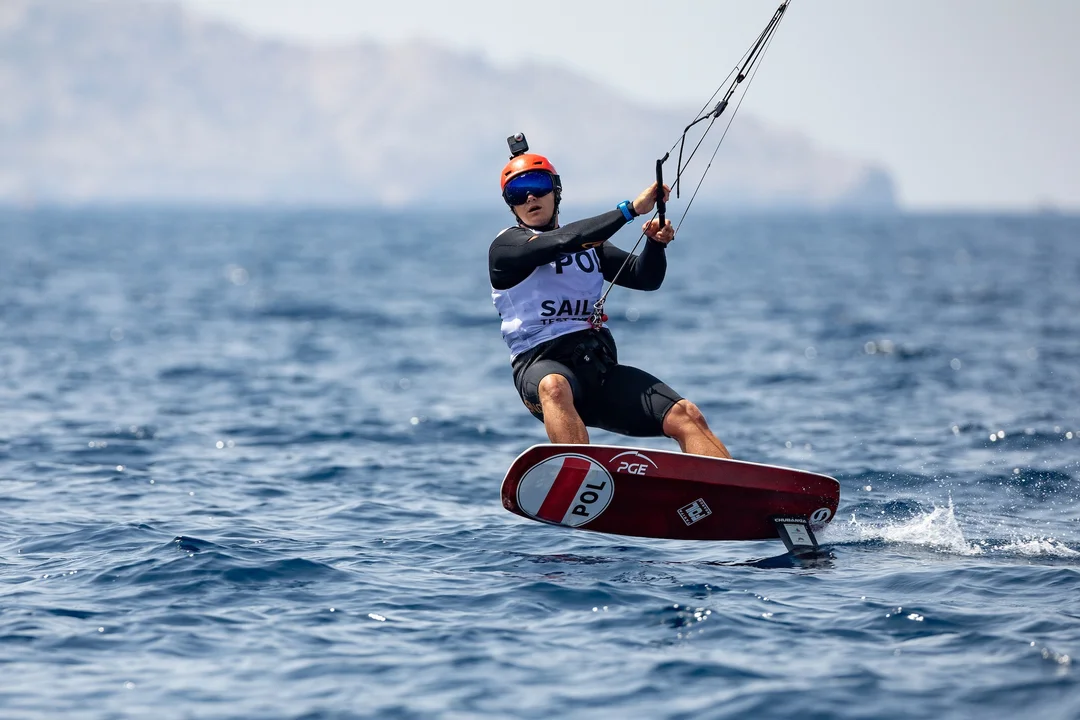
[0,0,897,209]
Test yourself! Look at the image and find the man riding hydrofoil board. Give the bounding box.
[488,133,731,459]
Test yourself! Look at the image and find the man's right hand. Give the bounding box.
[632,182,671,216]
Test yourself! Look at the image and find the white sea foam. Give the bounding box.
[837,499,1080,558]
[846,499,978,555]
[994,538,1080,558]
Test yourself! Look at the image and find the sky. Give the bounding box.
[169,0,1080,211]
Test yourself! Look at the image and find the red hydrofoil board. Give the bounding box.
[501,444,840,543]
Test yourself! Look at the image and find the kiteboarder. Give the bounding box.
[489,137,731,459]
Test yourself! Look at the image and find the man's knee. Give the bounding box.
[537,374,574,407]
[664,399,707,434]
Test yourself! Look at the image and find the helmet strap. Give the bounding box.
[510,203,559,232]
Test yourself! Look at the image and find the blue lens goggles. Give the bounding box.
[503,171,555,206]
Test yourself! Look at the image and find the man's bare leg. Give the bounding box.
[538,374,588,444]
[662,399,731,459]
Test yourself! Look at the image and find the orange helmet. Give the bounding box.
[500,153,559,190]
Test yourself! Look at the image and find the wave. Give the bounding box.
[254,301,393,326]
[832,500,1080,559]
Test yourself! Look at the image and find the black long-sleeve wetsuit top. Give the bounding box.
[488,209,667,291]
[489,209,668,370]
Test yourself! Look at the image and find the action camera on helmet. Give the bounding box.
[507,133,529,158]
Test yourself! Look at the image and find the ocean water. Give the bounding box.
[1,208,1078,719]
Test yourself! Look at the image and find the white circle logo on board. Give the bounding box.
[810,507,832,526]
[516,454,614,527]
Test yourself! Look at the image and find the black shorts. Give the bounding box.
[512,328,683,437]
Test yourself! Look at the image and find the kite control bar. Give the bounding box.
[656,152,669,229]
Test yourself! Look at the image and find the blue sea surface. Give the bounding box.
[1,208,1079,719]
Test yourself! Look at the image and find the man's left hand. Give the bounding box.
[643,218,675,245]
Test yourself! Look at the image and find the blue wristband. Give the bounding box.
[617,200,635,223]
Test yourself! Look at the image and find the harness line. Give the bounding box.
[588,0,793,330]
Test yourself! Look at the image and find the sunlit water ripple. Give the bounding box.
[1,209,1078,719]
